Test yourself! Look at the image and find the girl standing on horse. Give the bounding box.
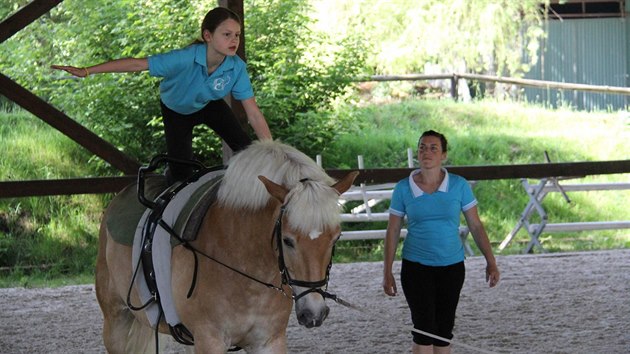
[52,7,272,184]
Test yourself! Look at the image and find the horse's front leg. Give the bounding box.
[192,334,229,354]
[246,334,287,354]
[193,335,287,354]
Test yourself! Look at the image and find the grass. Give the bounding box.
[1,98,629,287]
[326,98,630,261]
[0,110,108,287]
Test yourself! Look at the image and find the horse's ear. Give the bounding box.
[332,171,360,195]
[258,175,289,202]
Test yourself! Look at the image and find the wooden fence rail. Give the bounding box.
[360,73,630,99]
[1,160,629,198]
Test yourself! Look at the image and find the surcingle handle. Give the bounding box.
[137,155,206,209]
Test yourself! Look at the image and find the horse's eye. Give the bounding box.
[283,237,295,248]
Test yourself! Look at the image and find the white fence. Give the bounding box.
[499,177,630,253]
[326,151,629,255]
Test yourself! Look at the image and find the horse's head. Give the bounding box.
[258,171,358,328]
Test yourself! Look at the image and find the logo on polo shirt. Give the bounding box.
[213,75,232,91]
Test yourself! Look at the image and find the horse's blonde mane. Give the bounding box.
[217,140,341,234]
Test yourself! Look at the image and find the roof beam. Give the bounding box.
[0,73,141,174]
[0,0,63,43]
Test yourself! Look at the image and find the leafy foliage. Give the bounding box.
[244,0,370,156]
[1,0,368,167]
[1,0,203,169]
[2,0,554,166]
[311,0,548,77]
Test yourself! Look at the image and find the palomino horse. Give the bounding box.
[96,140,358,353]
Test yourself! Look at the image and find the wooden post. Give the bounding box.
[218,0,248,163]
[450,74,459,101]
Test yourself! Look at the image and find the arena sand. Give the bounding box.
[1,249,628,353]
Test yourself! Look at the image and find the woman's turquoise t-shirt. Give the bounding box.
[389,168,476,266]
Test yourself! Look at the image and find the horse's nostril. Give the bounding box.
[298,309,314,327]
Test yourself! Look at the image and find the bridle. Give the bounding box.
[273,202,336,302]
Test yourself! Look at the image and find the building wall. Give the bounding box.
[524,17,629,111]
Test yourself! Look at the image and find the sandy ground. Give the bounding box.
[1,249,629,354]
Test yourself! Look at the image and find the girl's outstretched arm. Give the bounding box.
[51,58,148,77]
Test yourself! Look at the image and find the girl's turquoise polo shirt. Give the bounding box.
[389,168,477,266]
[148,43,254,115]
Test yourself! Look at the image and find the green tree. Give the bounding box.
[1,0,368,166]
[2,0,204,170]
[245,0,369,155]
[311,0,548,77]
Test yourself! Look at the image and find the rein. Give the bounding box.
[157,220,289,297]
[132,155,283,297]
[156,179,338,303]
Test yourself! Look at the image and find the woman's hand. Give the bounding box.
[382,272,398,296]
[486,263,500,288]
[51,65,89,78]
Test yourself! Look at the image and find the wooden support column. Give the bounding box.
[218,0,248,163]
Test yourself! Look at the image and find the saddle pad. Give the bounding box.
[132,169,225,328]
[175,173,224,241]
[105,176,168,246]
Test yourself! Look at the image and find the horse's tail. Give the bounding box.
[125,320,156,353]
[125,320,188,354]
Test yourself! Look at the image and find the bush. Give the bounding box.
[245,0,370,156]
[1,0,370,168]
